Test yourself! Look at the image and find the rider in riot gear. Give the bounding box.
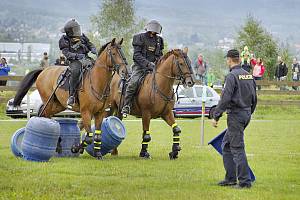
[59,19,97,108]
[121,20,164,117]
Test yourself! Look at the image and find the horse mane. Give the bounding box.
[97,41,111,56]
[156,49,182,65]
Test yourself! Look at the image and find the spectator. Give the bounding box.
[0,57,10,86]
[252,58,265,90]
[241,46,253,72]
[206,68,216,88]
[275,56,288,90]
[292,57,299,90]
[55,54,69,66]
[274,56,288,81]
[194,54,207,84]
[0,57,7,68]
[40,52,49,69]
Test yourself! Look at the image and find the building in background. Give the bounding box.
[0,42,50,63]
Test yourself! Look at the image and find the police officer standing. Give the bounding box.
[212,49,257,189]
[59,19,97,108]
[121,20,164,117]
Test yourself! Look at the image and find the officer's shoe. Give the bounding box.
[67,96,75,109]
[232,183,251,189]
[217,180,237,186]
[121,105,130,118]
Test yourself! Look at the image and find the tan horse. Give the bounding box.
[108,48,195,159]
[13,38,127,159]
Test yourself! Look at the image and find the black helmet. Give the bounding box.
[60,19,81,37]
[145,20,162,34]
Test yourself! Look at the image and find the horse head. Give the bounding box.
[164,48,195,87]
[97,38,128,72]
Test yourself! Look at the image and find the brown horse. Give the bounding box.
[13,38,127,159]
[108,48,195,159]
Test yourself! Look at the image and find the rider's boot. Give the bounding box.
[67,96,75,109]
[121,105,130,118]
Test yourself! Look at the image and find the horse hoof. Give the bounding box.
[79,148,85,154]
[139,151,151,159]
[169,151,178,160]
[96,156,103,160]
[94,151,103,159]
[111,149,118,156]
[71,144,79,153]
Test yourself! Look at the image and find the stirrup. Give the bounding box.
[121,106,130,118]
[67,96,75,109]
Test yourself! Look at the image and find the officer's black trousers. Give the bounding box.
[222,110,251,185]
[123,68,146,106]
[69,60,82,96]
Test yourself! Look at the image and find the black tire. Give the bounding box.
[208,106,216,119]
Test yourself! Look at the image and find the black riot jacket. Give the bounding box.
[59,34,96,61]
[213,65,257,121]
[132,32,164,69]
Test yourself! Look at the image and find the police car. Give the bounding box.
[173,85,220,118]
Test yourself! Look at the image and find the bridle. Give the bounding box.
[90,43,128,102]
[172,51,194,84]
[153,50,194,102]
[107,44,128,73]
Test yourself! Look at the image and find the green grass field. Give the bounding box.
[0,113,299,199]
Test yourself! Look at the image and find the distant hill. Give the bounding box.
[1,0,300,47]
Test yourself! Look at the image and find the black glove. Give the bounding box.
[91,47,97,55]
[76,54,85,60]
[148,62,155,70]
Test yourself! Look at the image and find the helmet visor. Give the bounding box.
[146,23,162,34]
[72,25,82,37]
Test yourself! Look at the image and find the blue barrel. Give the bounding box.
[208,129,256,182]
[54,118,80,157]
[85,116,126,157]
[11,127,25,157]
[21,117,60,162]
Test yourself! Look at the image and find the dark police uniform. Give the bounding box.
[213,62,257,187]
[59,34,96,100]
[122,32,164,110]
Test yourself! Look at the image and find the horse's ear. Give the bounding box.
[111,38,116,45]
[119,38,123,45]
[183,47,188,54]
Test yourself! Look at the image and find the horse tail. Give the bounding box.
[13,69,43,106]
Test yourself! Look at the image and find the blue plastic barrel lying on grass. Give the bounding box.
[55,118,80,157]
[21,117,60,162]
[208,129,256,182]
[11,127,25,157]
[85,116,126,157]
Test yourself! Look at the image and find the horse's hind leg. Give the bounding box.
[161,110,182,160]
[140,111,151,159]
[110,101,120,156]
[39,99,65,118]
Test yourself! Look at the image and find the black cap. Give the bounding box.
[226,49,240,58]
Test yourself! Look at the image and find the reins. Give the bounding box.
[89,44,126,103]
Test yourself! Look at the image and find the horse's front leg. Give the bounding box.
[71,111,93,154]
[93,112,105,160]
[140,111,152,159]
[162,110,182,160]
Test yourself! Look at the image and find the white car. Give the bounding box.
[6,90,80,118]
[173,85,220,118]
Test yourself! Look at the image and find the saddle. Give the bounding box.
[57,58,94,93]
[118,69,151,108]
